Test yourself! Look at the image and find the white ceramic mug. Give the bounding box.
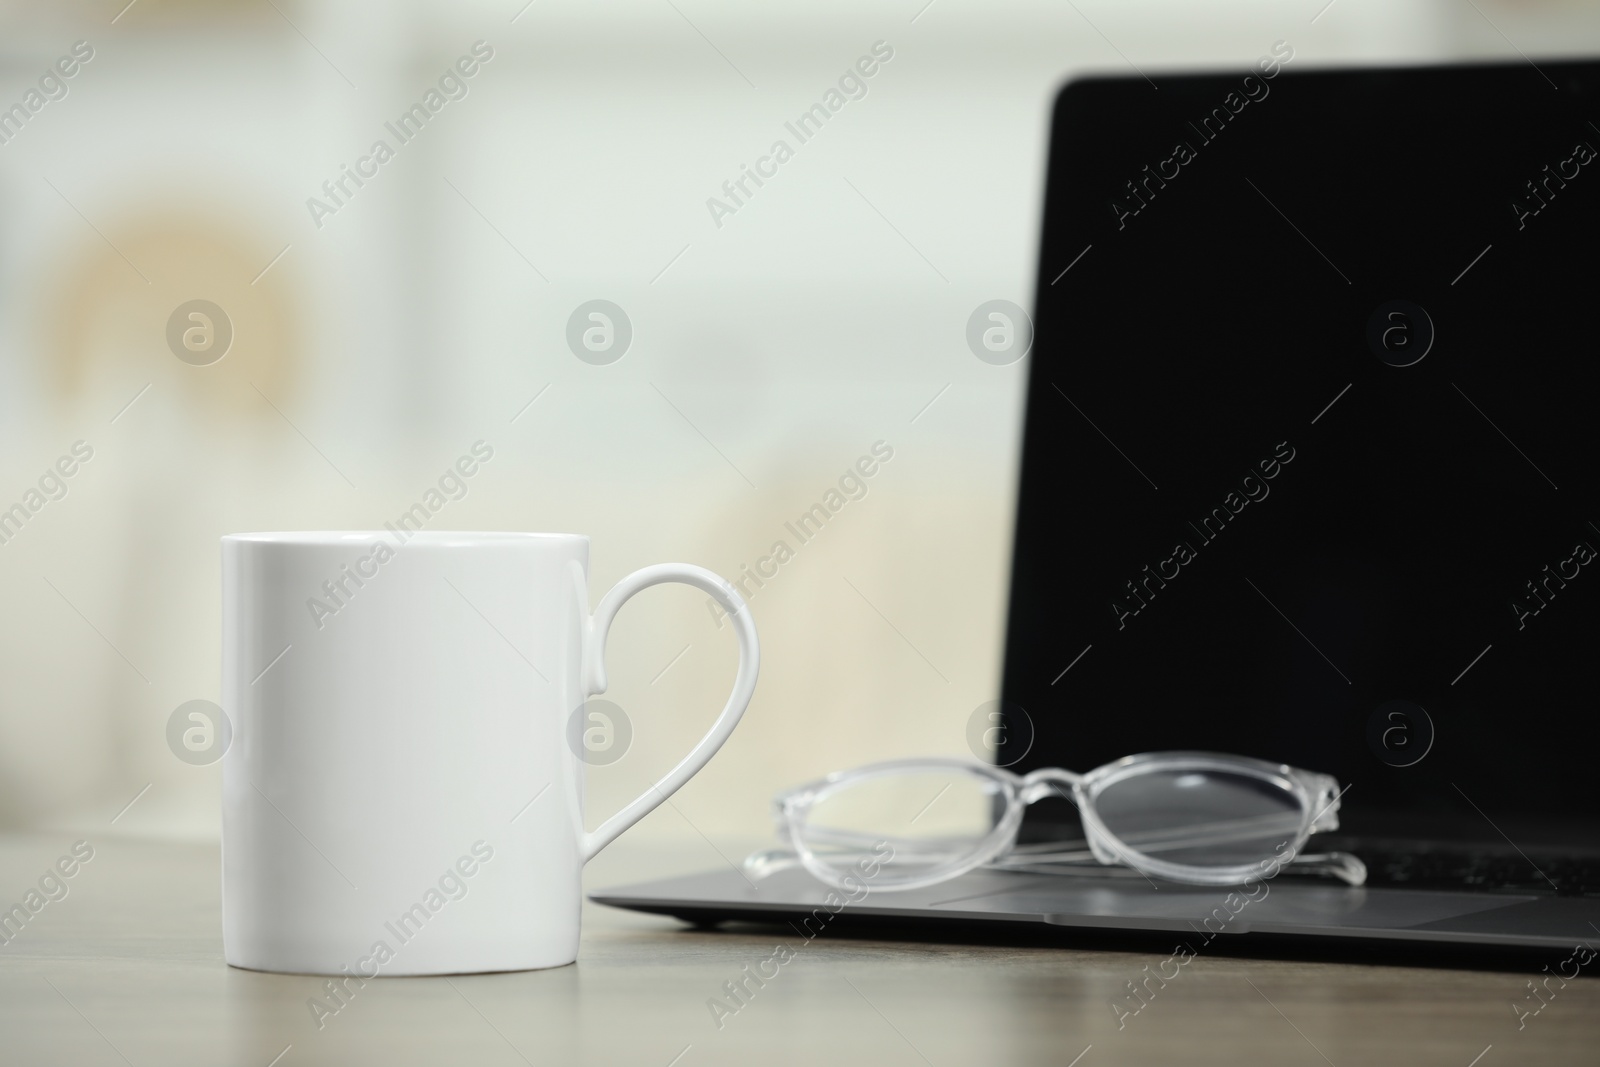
[220,531,757,976]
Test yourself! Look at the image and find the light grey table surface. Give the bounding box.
[1,833,1595,1066]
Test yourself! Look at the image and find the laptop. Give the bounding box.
[593,56,1600,953]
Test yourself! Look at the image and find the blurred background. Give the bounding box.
[1,0,1596,867]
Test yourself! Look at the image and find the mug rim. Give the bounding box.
[223,530,589,546]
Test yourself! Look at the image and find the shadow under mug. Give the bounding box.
[220,531,758,975]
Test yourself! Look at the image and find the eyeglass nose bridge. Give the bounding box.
[1019,767,1081,805]
[1015,768,1128,861]
[1018,768,1162,868]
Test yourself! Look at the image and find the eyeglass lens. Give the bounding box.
[793,767,1003,885]
[1090,767,1305,868]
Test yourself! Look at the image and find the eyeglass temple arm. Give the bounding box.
[993,848,1367,886]
[746,845,1368,887]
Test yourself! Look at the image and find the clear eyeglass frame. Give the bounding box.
[746,752,1366,892]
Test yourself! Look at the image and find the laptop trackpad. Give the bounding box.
[929,879,1533,931]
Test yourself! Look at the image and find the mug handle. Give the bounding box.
[579,563,759,863]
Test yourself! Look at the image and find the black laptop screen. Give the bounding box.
[1002,57,1600,847]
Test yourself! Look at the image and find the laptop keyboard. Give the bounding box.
[1353,845,1600,897]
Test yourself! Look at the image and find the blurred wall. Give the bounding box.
[0,0,1596,848]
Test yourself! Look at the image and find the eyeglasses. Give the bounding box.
[744,752,1366,891]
